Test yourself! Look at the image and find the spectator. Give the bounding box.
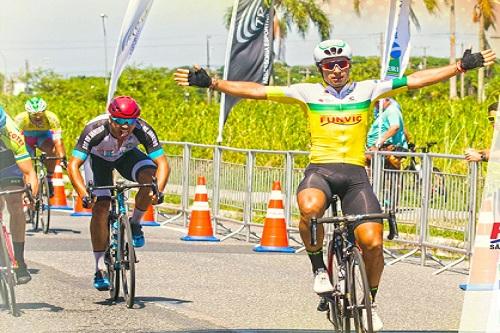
[465,101,498,162]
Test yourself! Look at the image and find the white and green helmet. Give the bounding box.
[313,39,352,64]
[25,97,47,114]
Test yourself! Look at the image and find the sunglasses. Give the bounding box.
[111,117,137,125]
[488,115,496,123]
[320,59,350,71]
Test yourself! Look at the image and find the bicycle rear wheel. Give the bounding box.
[348,247,372,333]
[120,215,135,308]
[38,177,51,234]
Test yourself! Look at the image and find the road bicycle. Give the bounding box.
[29,149,64,233]
[86,178,160,308]
[0,185,33,317]
[310,201,398,333]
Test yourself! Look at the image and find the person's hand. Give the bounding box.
[82,194,94,209]
[60,157,68,170]
[174,65,212,88]
[464,148,482,162]
[460,48,496,71]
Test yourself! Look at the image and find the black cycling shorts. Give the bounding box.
[297,163,382,229]
[88,148,156,198]
[0,164,24,189]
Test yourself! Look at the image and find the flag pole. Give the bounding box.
[217,0,240,144]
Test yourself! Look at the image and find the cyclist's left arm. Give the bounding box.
[47,111,66,159]
[4,117,38,194]
[136,119,169,193]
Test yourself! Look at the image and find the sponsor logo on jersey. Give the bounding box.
[8,131,24,146]
[320,114,363,126]
[490,222,500,250]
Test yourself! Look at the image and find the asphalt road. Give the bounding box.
[0,212,468,333]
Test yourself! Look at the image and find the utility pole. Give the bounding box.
[379,32,384,68]
[206,35,212,104]
[100,13,109,82]
[460,43,465,99]
[286,67,291,86]
[206,35,211,70]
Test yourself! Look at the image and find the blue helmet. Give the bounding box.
[0,106,6,128]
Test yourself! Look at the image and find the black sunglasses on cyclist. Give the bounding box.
[320,59,350,71]
[488,115,496,123]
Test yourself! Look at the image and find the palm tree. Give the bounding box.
[473,0,497,102]
[224,0,331,62]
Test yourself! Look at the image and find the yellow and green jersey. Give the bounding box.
[14,111,63,140]
[266,77,408,166]
[0,115,31,170]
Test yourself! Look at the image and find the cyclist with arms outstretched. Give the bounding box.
[0,106,38,284]
[15,97,67,196]
[175,40,495,331]
[67,96,170,291]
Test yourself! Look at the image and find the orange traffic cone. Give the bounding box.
[181,176,219,242]
[254,180,295,253]
[49,163,71,210]
[70,192,92,216]
[141,204,159,226]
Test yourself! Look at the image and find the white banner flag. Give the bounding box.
[107,0,154,105]
[381,0,411,80]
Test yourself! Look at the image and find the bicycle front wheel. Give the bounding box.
[0,232,18,316]
[348,247,372,333]
[326,240,348,332]
[38,177,51,234]
[120,215,136,308]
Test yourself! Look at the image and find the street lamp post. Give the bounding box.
[0,51,7,94]
[100,13,109,81]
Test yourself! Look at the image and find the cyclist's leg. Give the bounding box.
[1,164,31,284]
[115,149,157,248]
[39,134,57,175]
[297,164,332,294]
[89,156,113,290]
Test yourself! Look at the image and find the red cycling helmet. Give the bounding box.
[108,96,141,118]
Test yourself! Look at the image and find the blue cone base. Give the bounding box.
[141,221,160,226]
[254,245,295,253]
[70,212,92,216]
[459,283,498,291]
[50,206,73,210]
[181,235,219,242]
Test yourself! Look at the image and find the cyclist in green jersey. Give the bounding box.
[174,40,495,331]
[0,106,38,284]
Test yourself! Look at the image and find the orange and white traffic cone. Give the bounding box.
[49,162,71,210]
[181,176,219,242]
[70,192,92,216]
[254,180,295,253]
[141,204,159,226]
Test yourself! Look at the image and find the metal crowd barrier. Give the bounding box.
[160,141,484,273]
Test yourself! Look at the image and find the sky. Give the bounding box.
[0,0,498,77]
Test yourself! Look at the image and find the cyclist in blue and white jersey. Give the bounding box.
[67,96,169,291]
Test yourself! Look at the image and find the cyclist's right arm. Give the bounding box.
[210,80,267,100]
[67,156,88,203]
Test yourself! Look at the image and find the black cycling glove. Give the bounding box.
[188,67,212,88]
[82,195,93,209]
[460,48,485,71]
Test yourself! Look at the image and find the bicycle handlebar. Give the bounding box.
[310,211,398,246]
[86,177,162,203]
